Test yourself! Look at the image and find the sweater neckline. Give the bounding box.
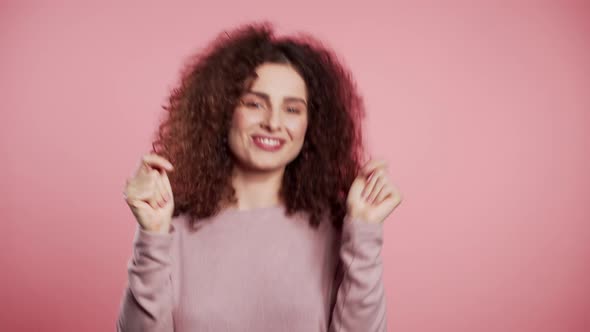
[220,204,285,216]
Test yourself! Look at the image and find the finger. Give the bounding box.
[142,153,174,173]
[362,169,382,199]
[360,159,388,178]
[146,171,162,209]
[154,176,164,207]
[381,185,403,206]
[148,185,161,209]
[156,175,168,206]
[126,198,151,211]
[368,177,386,204]
[161,170,173,200]
[374,185,393,205]
[392,187,403,204]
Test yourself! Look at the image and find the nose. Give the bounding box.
[262,108,281,132]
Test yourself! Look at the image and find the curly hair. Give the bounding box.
[151,22,367,229]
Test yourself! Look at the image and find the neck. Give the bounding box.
[226,164,285,211]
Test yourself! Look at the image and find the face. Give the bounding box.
[228,63,308,172]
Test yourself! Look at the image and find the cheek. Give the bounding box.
[286,117,308,140]
[232,108,261,131]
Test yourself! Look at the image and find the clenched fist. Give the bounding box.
[123,153,175,234]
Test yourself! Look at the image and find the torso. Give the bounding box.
[168,205,341,331]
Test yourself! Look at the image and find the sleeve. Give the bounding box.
[328,215,387,332]
[116,224,176,332]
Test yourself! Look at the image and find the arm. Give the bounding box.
[328,215,387,332]
[116,225,175,332]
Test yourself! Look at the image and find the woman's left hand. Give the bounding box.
[346,159,403,224]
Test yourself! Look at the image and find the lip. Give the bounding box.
[251,135,286,152]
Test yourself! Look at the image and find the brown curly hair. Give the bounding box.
[151,22,367,229]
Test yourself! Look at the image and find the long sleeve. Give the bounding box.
[116,225,175,332]
[328,215,387,332]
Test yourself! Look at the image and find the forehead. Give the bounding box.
[249,63,307,100]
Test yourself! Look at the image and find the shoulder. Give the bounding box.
[170,213,192,234]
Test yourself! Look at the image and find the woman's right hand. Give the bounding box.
[123,153,175,234]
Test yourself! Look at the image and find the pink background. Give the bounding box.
[2,1,589,331]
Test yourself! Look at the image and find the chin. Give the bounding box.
[249,159,288,171]
[231,146,300,172]
[240,154,292,172]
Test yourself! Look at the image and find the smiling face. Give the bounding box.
[228,63,309,172]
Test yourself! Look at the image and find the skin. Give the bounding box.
[226,63,309,211]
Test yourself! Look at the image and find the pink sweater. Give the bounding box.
[116,205,387,331]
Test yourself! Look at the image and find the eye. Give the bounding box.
[286,107,301,114]
[241,99,264,109]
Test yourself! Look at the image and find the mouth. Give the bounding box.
[251,135,286,152]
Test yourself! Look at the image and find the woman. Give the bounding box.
[117,22,402,331]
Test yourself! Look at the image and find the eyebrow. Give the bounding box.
[245,90,307,106]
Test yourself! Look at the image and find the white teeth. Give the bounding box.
[256,137,280,146]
